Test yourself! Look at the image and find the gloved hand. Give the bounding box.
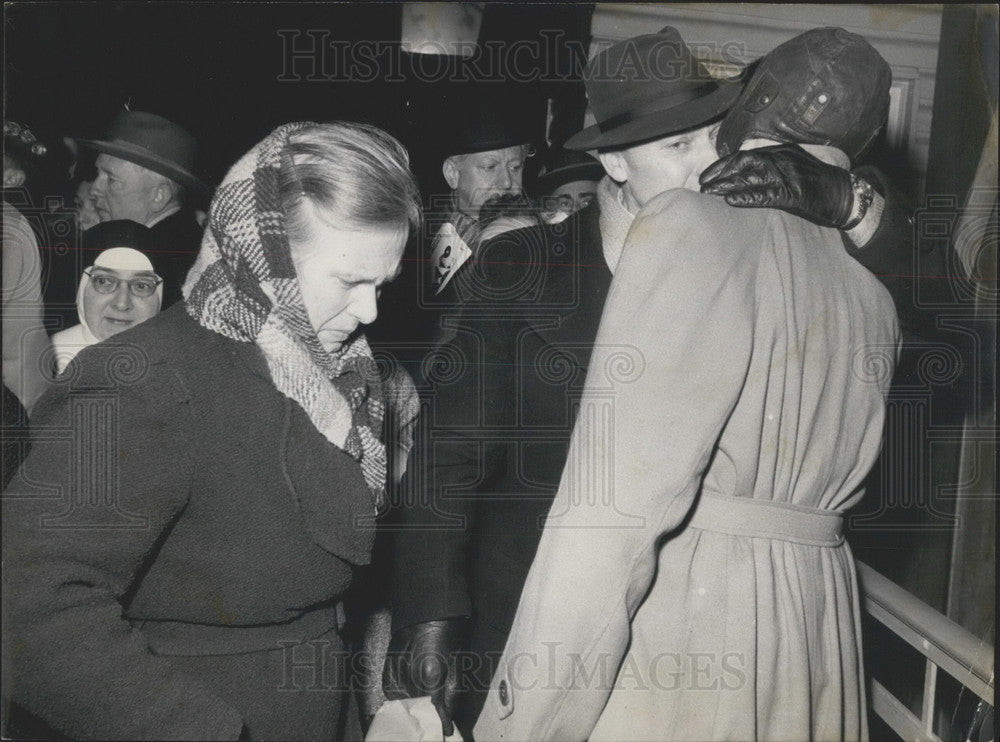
[699,144,855,228]
[382,618,467,737]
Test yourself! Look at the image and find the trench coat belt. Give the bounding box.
[687,492,844,547]
[134,603,346,657]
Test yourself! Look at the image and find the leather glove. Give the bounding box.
[699,144,855,228]
[383,618,467,737]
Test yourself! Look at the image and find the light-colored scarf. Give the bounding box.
[183,122,388,512]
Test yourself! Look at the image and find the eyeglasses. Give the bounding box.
[84,269,163,298]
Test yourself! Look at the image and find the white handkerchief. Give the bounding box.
[366,697,464,742]
[430,222,472,295]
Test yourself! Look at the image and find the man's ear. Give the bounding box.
[149,180,174,212]
[442,157,460,190]
[4,167,26,189]
[597,151,627,184]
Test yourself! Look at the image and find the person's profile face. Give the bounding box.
[74,181,101,232]
[544,179,598,216]
[82,266,161,341]
[607,120,722,211]
[289,201,406,354]
[450,146,526,216]
[89,154,158,223]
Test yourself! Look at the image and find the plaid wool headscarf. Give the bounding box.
[183,122,387,512]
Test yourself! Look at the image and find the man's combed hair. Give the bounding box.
[279,122,422,239]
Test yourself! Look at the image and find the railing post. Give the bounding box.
[922,659,938,737]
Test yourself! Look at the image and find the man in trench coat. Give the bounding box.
[473,27,901,742]
[387,26,908,740]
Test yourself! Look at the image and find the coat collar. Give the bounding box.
[596,176,635,275]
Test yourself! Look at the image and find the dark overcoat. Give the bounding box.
[149,209,205,309]
[388,203,612,734]
[3,304,373,740]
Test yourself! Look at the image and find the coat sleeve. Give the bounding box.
[474,190,757,741]
[843,166,914,277]
[390,307,517,630]
[844,166,944,340]
[2,347,245,740]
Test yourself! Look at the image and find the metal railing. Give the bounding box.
[858,561,995,742]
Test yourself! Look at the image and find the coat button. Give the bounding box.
[499,679,509,706]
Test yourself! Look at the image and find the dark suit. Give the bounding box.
[148,209,204,308]
[368,211,471,386]
[388,203,611,735]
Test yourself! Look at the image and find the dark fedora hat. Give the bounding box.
[536,148,605,194]
[566,26,742,151]
[441,88,538,157]
[716,27,892,161]
[75,111,208,196]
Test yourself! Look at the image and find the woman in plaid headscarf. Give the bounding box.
[3,122,421,741]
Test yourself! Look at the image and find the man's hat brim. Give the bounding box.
[75,137,210,197]
[565,82,741,151]
[448,135,533,157]
[536,160,606,192]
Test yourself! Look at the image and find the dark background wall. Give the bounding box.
[5,1,593,328]
[5,2,593,188]
[6,2,406,183]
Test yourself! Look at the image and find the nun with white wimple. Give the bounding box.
[51,220,162,374]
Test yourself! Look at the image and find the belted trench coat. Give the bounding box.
[475,189,900,742]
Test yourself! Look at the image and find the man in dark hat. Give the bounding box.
[368,88,538,383]
[422,92,537,301]
[386,24,908,742]
[442,139,530,225]
[535,148,604,218]
[474,27,898,742]
[79,110,208,307]
[383,26,740,740]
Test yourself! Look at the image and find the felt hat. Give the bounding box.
[75,111,208,196]
[440,89,537,157]
[536,148,605,194]
[716,27,892,160]
[566,26,742,151]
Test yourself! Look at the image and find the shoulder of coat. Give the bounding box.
[640,188,767,230]
[64,308,215,395]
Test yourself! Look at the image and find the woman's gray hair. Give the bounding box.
[278,122,422,240]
